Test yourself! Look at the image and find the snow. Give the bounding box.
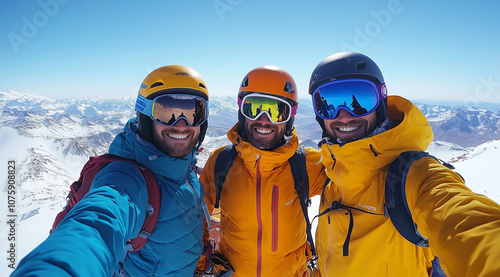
[452,139,500,201]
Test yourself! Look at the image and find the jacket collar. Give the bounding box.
[320,96,433,186]
[227,123,299,172]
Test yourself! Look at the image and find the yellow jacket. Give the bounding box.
[200,124,328,277]
[316,96,500,277]
[316,96,500,276]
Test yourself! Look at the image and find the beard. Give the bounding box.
[326,118,374,143]
[152,128,199,158]
[245,121,286,150]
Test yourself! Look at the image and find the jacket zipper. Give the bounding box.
[256,157,263,277]
[271,185,279,252]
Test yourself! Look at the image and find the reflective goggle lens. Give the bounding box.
[312,79,381,119]
[240,94,292,124]
[136,94,208,127]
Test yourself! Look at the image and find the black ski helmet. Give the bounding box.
[309,52,388,136]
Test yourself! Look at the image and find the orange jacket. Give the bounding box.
[316,96,500,276]
[200,124,328,277]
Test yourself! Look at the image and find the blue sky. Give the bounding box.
[1,0,500,105]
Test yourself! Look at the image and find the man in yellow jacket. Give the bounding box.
[199,66,328,276]
[309,52,500,276]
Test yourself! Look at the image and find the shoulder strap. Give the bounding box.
[51,154,160,253]
[127,163,160,252]
[91,155,161,253]
[385,151,449,277]
[212,145,317,256]
[214,145,238,209]
[289,146,317,256]
[385,151,432,247]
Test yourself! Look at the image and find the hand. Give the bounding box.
[205,250,233,277]
[194,242,213,275]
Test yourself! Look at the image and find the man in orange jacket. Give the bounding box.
[310,52,500,276]
[198,66,328,276]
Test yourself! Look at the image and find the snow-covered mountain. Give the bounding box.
[1,90,500,276]
[416,103,500,147]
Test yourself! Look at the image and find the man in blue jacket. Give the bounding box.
[12,65,210,276]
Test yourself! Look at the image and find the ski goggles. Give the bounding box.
[238,93,296,124]
[312,79,387,119]
[135,94,208,127]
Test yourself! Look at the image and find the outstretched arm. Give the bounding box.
[11,161,148,277]
[407,157,500,277]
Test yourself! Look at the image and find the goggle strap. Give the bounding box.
[377,83,387,100]
[136,95,153,116]
[291,104,297,117]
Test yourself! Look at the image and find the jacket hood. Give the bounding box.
[320,96,433,186]
[109,119,197,183]
[226,123,299,172]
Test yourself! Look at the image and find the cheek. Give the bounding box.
[365,114,378,130]
[323,120,334,133]
[193,127,201,138]
[151,122,163,136]
[278,123,286,135]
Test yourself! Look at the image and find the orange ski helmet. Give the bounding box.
[237,65,298,137]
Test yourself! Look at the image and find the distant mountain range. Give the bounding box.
[415,103,500,147]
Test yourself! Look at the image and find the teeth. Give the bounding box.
[338,126,360,132]
[168,133,189,139]
[256,128,272,134]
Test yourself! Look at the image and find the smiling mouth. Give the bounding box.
[337,126,360,132]
[255,128,273,134]
[168,133,190,139]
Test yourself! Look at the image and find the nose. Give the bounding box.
[173,118,190,128]
[255,112,272,123]
[335,109,355,122]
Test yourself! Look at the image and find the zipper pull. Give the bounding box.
[254,154,261,169]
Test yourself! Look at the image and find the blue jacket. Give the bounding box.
[12,119,205,276]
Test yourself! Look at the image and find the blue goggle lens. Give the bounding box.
[312,79,380,119]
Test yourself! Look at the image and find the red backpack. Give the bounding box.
[50,154,161,252]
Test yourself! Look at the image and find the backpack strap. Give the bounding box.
[289,146,317,257]
[385,151,431,247]
[51,154,160,253]
[126,164,160,252]
[92,155,161,252]
[213,145,238,209]
[212,145,318,257]
[385,151,448,277]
